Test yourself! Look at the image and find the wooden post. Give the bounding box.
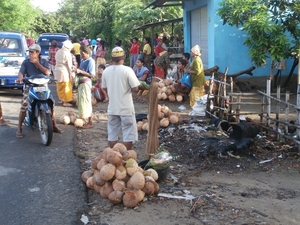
[229,77,233,120]
[145,82,159,156]
[276,86,280,140]
[260,91,265,126]
[266,78,271,131]
[296,84,300,147]
[206,73,214,117]
[284,91,290,135]
[297,50,300,151]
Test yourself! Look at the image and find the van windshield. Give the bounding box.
[0,37,23,56]
[38,38,65,49]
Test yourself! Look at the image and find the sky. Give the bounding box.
[31,0,62,12]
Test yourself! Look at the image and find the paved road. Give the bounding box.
[0,85,86,225]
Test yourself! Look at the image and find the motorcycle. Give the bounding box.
[22,74,54,146]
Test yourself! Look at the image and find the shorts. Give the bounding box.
[20,85,30,112]
[107,115,138,143]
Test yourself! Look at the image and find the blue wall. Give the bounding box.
[183,0,295,77]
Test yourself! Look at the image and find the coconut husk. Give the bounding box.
[146,81,159,156]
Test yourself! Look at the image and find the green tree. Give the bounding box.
[32,12,63,35]
[56,0,182,49]
[217,0,300,86]
[0,0,37,32]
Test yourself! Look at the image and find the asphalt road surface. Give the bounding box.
[0,85,86,225]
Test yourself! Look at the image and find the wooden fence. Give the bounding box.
[206,76,300,146]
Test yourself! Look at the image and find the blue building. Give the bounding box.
[147,0,294,78]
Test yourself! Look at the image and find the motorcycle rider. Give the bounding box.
[16,44,63,139]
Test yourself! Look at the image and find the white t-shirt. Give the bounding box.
[102,65,140,115]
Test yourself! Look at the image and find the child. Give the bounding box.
[93,64,109,102]
[134,58,151,95]
[173,58,190,95]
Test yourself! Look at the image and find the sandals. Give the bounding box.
[16,132,23,139]
[103,99,109,103]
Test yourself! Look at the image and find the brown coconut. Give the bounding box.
[92,172,106,186]
[112,179,126,192]
[108,190,124,204]
[135,189,145,202]
[93,184,102,193]
[169,114,179,124]
[96,158,108,171]
[160,118,169,127]
[99,163,116,181]
[86,177,94,189]
[168,94,176,102]
[176,94,183,102]
[74,118,84,128]
[115,164,127,180]
[144,168,159,181]
[125,158,139,176]
[122,150,137,161]
[142,177,159,195]
[137,121,144,131]
[128,171,145,190]
[91,155,103,170]
[113,143,127,154]
[60,114,70,125]
[81,170,93,183]
[106,151,123,166]
[99,182,114,199]
[123,190,139,208]
[102,147,114,160]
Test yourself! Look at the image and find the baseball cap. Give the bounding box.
[96,38,101,42]
[29,44,41,52]
[111,47,125,62]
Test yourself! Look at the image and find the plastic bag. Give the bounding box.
[180,73,192,89]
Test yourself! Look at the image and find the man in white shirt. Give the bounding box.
[102,47,140,150]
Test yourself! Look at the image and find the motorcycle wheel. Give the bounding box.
[38,110,53,146]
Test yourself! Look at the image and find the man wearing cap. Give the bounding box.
[102,47,140,150]
[16,44,63,138]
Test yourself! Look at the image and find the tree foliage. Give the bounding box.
[217,0,300,67]
[0,0,37,32]
[56,0,182,48]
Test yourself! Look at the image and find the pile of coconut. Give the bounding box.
[59,112,86,128]
[137,104,181,132]
[81,143,159,208]
[157,79,184,102]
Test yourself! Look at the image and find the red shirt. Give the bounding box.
[155,45,165,57]
[130,43,140,54]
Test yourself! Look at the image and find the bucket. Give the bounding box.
[210,117,230,132]
[138,160,169,183]
[229,122,259,140]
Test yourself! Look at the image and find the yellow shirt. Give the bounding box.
[143,43,151,55]
[73,43,81,55]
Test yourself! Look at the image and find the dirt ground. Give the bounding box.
[74,77,300,225]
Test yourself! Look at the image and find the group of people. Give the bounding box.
[1,32,206,150]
